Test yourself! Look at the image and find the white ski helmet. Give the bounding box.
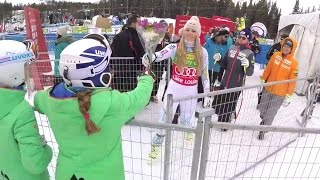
[59,33,112,88]
[0,40,35,88]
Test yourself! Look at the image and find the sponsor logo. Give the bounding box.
[174,66,197,77]
[172,75,197,86]
[0,52,34,64]
[95,50,106,56]
[283,58,292,65]
[169,44,176,49]
[11,52,34,61]
[281,64,290,70]
[161,49,168,55]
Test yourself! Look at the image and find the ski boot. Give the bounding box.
[258,131,265,140]
[148,133,165,161]
[185,132,194,141]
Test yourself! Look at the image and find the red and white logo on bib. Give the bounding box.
[171,64,198,86]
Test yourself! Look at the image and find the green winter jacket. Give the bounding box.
[34,75,154,180]
[54,36,74,77]
[0,88,52,180]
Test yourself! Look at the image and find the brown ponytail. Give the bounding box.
[77,90,100,135]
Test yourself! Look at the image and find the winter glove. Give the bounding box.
[142,53,156,67]
[240,56,250,68]
[203,97,212,108]
[282,94,292,107]
[213,53,222,64]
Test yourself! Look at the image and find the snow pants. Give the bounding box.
[259,90,285,126]
[159,80,198,128]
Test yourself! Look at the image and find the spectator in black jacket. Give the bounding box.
[111,14,145,92]
[213,28,255,129]
[266,34,289,63]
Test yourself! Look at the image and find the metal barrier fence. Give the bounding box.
[172,76,320,179]
[25,58,320,179]
[34,110,202,180]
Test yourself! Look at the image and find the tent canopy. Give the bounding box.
[278,12,320,94]
[279,12,320,36]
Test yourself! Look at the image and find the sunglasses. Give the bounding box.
[237,35,247,40]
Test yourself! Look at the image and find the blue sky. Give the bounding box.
[1,0,320,15]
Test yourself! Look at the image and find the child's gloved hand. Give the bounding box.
[213,53,222,63]
[137,69,156,82]
[240,57,250,68]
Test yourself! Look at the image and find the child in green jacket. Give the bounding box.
[0,40,52,180]
[34,34,155,180]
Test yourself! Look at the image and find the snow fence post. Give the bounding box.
[164,94,173,180]
[190,108,215,180]
[301,75,320,136]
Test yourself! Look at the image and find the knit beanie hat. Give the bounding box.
[183,16,201,37]
[57,26,69,36]
[283,39,293,48]
[280,34,289,40]
[239,28,252,40]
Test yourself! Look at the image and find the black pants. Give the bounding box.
[212,90,241,122]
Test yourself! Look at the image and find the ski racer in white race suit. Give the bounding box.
[142,16,210,159]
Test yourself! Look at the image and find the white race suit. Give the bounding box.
[153,43,209,142]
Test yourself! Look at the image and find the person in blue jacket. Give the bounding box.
[203,28,231,89]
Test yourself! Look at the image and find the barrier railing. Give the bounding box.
[25,58,320,179]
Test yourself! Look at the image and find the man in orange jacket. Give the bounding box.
[258,37,298,140]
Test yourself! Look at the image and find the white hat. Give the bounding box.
[57,26,69,36]
[183,16,201,37]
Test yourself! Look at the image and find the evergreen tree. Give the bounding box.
[246,0,255,26]
[239,1,248,18]
[305,7,310,14]
[299,7,304,14]
[292,0,300,14]
[0,0,283,38]
[232,2,241,19]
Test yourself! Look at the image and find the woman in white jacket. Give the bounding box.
[142,16,210,160]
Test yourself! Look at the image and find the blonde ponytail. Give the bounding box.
[77,90,100,135]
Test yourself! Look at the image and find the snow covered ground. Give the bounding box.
[31,57,320,179]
